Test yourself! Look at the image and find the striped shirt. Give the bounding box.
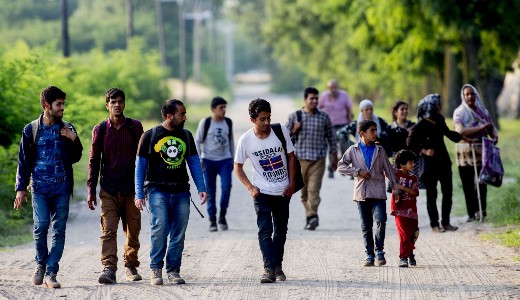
[285,109,337,161]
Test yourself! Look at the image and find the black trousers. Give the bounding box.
[422,167,453,228]
[458,165,487,217]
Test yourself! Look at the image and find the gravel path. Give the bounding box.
[0,83,518,299]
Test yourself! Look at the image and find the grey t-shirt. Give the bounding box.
[195,118,234,161]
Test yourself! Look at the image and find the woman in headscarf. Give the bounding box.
[407,94,470,233]
[453,84,499,222]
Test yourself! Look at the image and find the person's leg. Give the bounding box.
[373,199,387,253]
[299,159,312,220]
[458,166,477,219]
[254,193,275,270]
[31,187,51,269]
[165,192,190,273]
[423,176,440,228]
[122,193,141,269]
[148,188,170,270]
[305,158,326,220]
[99,189,120,271]
[357,201,375,256]
[203,159,218,222]
[46,181,70,275]
[272,196,290,268]
[439,168,454,227]
[396,216,415,259]
[218,158,234,222]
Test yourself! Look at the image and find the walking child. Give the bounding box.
[337,120,397,266]
[390,149,420,267]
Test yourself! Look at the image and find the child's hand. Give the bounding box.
[358,170,371,179]
[394,198,400,203]
[393,184,403,190]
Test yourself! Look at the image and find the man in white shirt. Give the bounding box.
[234,98,297,284]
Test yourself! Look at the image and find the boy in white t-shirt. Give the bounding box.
[234,98,297,284]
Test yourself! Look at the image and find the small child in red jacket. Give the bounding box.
[391,149,420,267]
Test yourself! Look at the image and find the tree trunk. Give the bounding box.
[442,46,458,116]
[482,70,502,129]
[126,0,134,48]
[155,0,167,68]
[60,0,70,57]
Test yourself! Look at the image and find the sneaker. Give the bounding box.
[32,264,45,285]
[408,253,417,266]
[167,269,185,284]
[466,216,476,222]
[442,224,458,231]
[364,255,375,267]
[399,258,409,267]
[328,170,334,178]
[44,273,61,288]
[99,267,117,284]
[125,266,142,282]
[275,266,286,282]
[375,251,386,266]
[150,268,163,285]
[218,216,229,231]
[260,268,275,283]
[432,226,446,233]
[209,220,218,232]
[305,217,319,230]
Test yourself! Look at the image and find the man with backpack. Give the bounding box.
[286,87,338,230]
[234,98,297,283]
[87,88,144,284]
[14,86,83,288]
[194,96,234,232]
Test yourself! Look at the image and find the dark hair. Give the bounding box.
[358,119,377,133]
[105,87,125,103]
[392,100,408,121]
[211,96,227,108]
[304,87,319,99]
[248,98,271,119]
[162,99,184,118]
[40,86,66,109]
[395,149,417,168]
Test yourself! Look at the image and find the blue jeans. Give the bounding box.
[148,187,190,272]
[357,199,387,256]
[31,180,70,275]
[203,158,233,220]
[254,193,290,270]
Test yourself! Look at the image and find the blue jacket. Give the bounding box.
[15,113,83,195]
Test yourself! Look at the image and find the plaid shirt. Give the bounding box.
[285,109,337,161]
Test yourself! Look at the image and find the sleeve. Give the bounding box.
[406,123,422,154]
[194,118,205,155]
[234,134,247,164]
[382,149,398,185]
[281,125,296,154]
[87,125,101,196]
[187,155,207,193]
[137,130,152,158]
[441,119,463,143]
[285,112,295,132]
[325,115,338,153]
[15,125,32,192]
[135,156,147,199]
[337,146,359,176]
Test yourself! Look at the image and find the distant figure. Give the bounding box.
[318,79,353,178]
[453,84,499,222]
[337,120,398,267]
[134,99,207,286]
[407,94,470,233]
[390,150,420,268]
[87,88,144,284]
[386,101,415,157]
[234,99,296,283]
[286,87,337,230]
[14,86,83,288]
[195,96,234,232]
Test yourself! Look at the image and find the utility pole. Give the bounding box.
[184,3,212,83]
[60,0,70,57]
[126,0,134,47]
[178,0,187,102]
[155,0,167,68]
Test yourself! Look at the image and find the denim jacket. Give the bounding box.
[16,113,83,195]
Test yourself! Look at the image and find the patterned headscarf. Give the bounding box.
[453,84,493,128]
[417,94,441,121]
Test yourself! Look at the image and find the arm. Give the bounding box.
[382,149,398,186]
[62,123,83,164]
[134,155,147,210]
[337,147,360,176]
[283,152,296,197]
[87,125,101,210]
[395,184,419,197]
[187,155,207,193]
[194,119,205,156]
[440,118,463,143]
[15,125,32,193]
[234,162,260,199]
[325,118,338,170]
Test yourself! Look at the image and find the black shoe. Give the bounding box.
[99,268,117,284]
[442,224,458,231]
[218,215,228,231]
[209,220,218,232]
[305,217,319,230]
[260,268,275,283]
[275,266,286,281]
[466,216,476,222]
[409,253,417,266]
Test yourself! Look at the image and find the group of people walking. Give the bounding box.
[13,79,498,288]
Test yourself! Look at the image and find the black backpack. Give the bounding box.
[289,110,303,145]
[271,123,305,193]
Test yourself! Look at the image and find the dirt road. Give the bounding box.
[0,83,519,299]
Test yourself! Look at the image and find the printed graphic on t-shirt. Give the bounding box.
[252,147,287,183]
[211,128,227,146]
[153,136,186,169]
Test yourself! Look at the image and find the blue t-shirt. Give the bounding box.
[359,141,376,169]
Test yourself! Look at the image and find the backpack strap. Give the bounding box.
[201,117,211,143]
[125,117,138,146]
[296,110,302,124]
[148,126,157,156]
[98,120,108,151]
[31,119,39,144]
[271,123,288,154]
[224,117,233,142]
